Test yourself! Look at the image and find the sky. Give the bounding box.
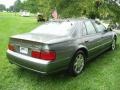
[0,0,16,8]
[0,0,24,8]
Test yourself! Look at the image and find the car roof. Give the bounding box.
[48,18,94,24]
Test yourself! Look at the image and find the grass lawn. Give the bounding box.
[0,12,120,90]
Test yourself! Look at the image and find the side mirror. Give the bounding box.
[107,27,113,31]
[103,27,112,33]
[103,29,108,33]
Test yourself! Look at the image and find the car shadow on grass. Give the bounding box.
[12,64,69,78]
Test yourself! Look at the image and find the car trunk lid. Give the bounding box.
[8,33,71,56]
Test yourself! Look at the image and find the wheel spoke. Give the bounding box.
[74,53,84,74]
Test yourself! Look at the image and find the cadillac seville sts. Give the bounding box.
[7,19,117,76]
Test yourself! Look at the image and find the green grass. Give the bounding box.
[0,12,120,90]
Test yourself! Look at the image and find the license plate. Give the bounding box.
[20,47,28,54]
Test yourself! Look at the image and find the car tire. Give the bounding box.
[111,38,116,50]
[69,50,86,76]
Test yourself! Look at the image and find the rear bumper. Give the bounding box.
[7,50,57,74]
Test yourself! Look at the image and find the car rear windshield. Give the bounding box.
[31,21,74,36]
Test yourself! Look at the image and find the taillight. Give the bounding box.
[31,51,56,61]
[32,51,41,59]
[41,51,56,60]
[8,44,15,51]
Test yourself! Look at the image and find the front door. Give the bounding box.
[92,20,112,50]
[83,20,102,59]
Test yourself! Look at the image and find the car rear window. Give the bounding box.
[31,21,75,36]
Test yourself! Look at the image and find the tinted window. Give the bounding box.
[71,22,81,37]
[84,21,96,35]
[75,22,87,36]
[93,21,106,33]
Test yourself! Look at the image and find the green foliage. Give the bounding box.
[0,4,6,11]
[9,0,120,22]
[87,10,100,19]
[37,0,51,16]
[22,0,39,13]
[8,6,14,12]
[53,0,120,22]
[7,0,22,12]
[106,2,120,23]
[14,0,22,12]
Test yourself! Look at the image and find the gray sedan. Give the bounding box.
[7,19,117,76]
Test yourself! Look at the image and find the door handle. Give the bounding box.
[85,40,89,43]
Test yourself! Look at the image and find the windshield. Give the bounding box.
[31,21,74,36]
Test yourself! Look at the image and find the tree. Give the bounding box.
[0,4,6,11]
[20,0,120,22]
[22,0,39,13]
[14,0,22,12]
[8,6,14,12]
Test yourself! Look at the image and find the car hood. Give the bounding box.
[11,33,72,44]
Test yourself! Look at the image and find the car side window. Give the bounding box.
[75,22,87,37]
[73,22,82,37]
[71,23,80,38]
[84,21,96,35]
[93,21,106,33]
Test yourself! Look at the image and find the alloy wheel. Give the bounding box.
[73,53,84,74]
